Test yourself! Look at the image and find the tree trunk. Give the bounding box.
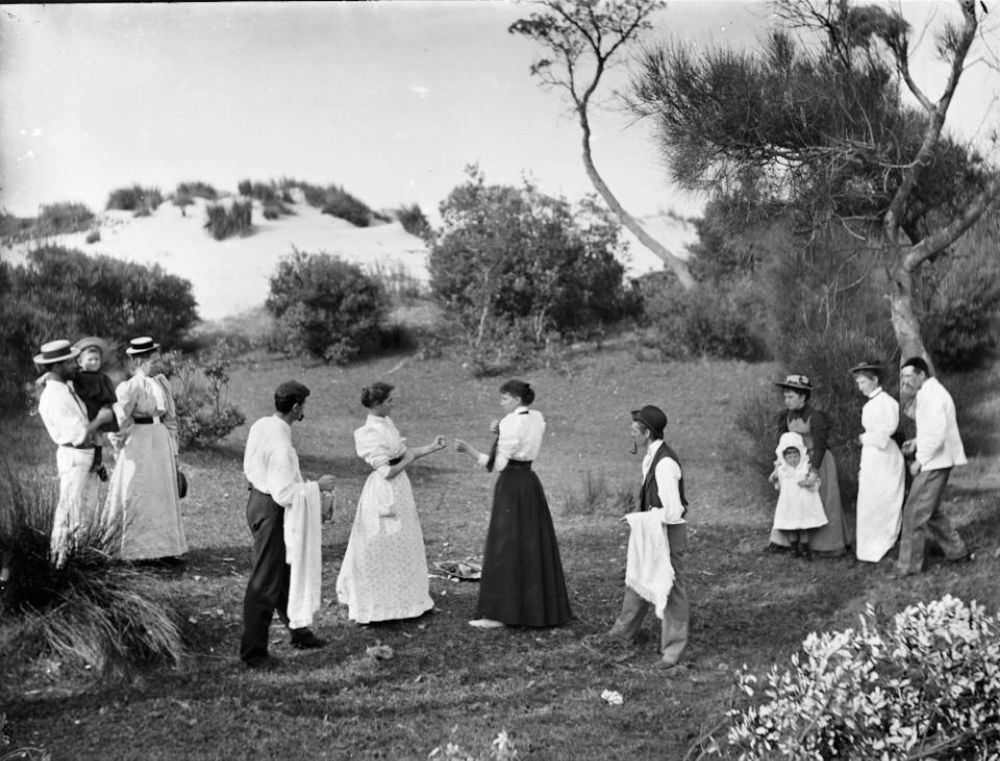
[888,259,929,368]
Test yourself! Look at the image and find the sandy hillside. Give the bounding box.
[2,197,695,322]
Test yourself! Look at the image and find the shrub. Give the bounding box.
[395,202,433,239]
[204,200,252,240]
[175,181,218,200]
[157,347,246,450]
[266,249,390,363]
[321,188,371,227]
[37,202,94,236]
[105,185,162,212]
[705,595,1000,760]
[0,212,35,245]
[367,260,426,303]
[0,467,184,680]
[84,229,100,244]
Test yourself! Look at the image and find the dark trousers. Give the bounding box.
[896,467,967,574]
[240,488,291,662]
[608,523,690,665]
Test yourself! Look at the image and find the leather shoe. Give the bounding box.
[289,629,327,649]
[243,654,282,670]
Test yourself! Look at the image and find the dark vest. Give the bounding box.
[639,441,688,516]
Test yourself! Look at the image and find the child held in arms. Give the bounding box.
[69,337,119,481]
[768,432,827,561]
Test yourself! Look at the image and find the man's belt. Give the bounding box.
[60,443,94,450]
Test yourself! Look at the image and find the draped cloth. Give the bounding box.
[624,508,674,620]
[284,481,322,628]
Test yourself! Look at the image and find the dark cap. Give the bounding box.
[274,380,311,405]
[849,361,882,376]
[631,405,667,438]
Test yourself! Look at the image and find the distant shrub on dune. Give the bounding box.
[266,248,389,363]
[0,212,35,245]
[34,202,95,237]
[85,229,101,244]
[394,203,432,239]
[175,181,218,200]
[238,179,294,219]
[204,201,253,240]
[321,187,371,227]
[106,185,163,214]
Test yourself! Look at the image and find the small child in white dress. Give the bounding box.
[769,432,828,560]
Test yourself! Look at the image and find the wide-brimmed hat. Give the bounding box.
[34,339,80,365]
[849,361,882,376]
[125,336,160,356]
[631,405,667,438]
[774,373,813,392]
[73,336,112,359]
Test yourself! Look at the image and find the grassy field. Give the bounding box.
[3,349,999,760]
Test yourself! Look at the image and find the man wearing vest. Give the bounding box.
[607,405,690,667]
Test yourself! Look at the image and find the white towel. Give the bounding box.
[284,481,323,629]
[624,508,675,620]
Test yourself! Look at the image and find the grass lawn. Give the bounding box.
[3,349,999,760]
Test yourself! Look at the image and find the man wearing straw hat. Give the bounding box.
[33,339,114,566]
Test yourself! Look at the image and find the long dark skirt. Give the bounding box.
[476,461,572,627]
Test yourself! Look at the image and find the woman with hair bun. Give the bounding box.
[455,379,572,629]
[336,381,447,624]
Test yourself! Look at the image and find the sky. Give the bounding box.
[1,1,997,222]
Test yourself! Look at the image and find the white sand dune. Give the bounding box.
[2,197,694,322]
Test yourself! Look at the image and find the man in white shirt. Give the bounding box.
[34,339,113,567]
[607,405,690,667]
[240,380,337,669]
[895,357,970,576]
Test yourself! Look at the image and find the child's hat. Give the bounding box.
[73,336,111,359]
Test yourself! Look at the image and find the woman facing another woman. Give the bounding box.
[455,379,572,629]
[336,382,447,624]
[850,361,905,563]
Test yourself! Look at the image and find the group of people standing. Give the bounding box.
[33,336,187,568]
[767,358,971,577]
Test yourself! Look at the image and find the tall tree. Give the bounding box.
[629,0,1000,365]
[509,0,695,288]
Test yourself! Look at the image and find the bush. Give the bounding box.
[157,347,246,450]
[37,202,94,236]
[105,185,162,212]
[0,247,198,413]
[204,201,252,240]
[84,229,100,244]
[266,249,390,363]
[175,181,218,200]
[321,188,372,227]
[706,595,1000,760]
[395,203,433,239]
[0,467,184,680]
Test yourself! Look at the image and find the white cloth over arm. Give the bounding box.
[284,481,323,629]
[624,508,675,619]
[354,416,406,535]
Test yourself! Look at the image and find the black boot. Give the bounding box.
[790,540,802,558]
[802,543,813,562]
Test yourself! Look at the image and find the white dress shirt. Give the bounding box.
[477,406,545,471]
[38,379,90,447]
[243,415,311,508]
[643,441,685,524]
[914,377,967,470]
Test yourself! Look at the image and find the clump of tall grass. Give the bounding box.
[367,260,426,303]
[37,202,94,236]
[204,200,252,240]
[394,202,432,239]
[105,185,163,213]
[562,470,634,516]
[0,467,184,682]
[175,181,218,200]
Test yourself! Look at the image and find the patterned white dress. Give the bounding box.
[336,415,433,623]
[105,370,188,560]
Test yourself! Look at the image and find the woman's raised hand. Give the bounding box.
[454,438,470,454]
[433,435,447,450]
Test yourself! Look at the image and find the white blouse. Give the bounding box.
[859,388,899,450]
[354,415,407,478]
[477,406,545,472]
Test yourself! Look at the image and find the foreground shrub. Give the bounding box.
[204,200,252,240]
[704,595,1000,760]
[0,468,184,680]
[158,346,246,450]
[105,185,162,212]
[266,249,389,363]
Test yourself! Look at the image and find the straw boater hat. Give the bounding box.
[73,336,112,359]
[33,339,80,365]
[848,361,882,376]
[774,373,813,392]
[125,336,160,356]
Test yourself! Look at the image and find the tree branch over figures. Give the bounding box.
[509,0,695,289]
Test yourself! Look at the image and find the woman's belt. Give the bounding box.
[133,416,159,424]
[60,442,94,450]
[388,455,404,466]
[505,459,533,470]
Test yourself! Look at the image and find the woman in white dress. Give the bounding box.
[336,382,446,624]
[851,361,905,563]
[106,336,188,563]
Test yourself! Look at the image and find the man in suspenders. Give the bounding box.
[607,405,690,667]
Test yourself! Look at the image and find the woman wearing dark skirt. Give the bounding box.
[455,379,572,629]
